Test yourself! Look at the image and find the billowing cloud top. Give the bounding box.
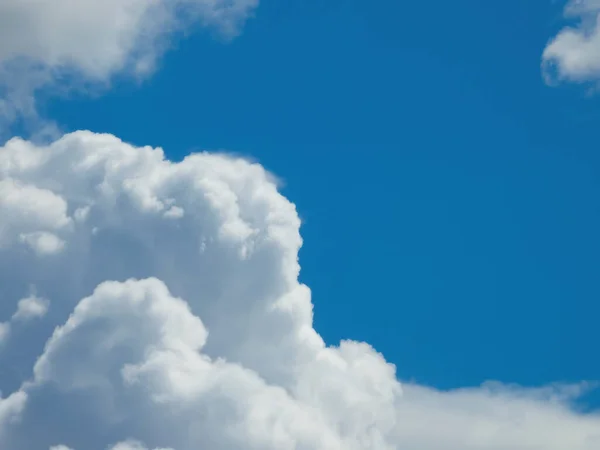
[0,1,598,449]
[543,0,600,83]
[0,132,598,449]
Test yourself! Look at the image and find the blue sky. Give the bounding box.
[45,1,599,392]
[2,1,600,449]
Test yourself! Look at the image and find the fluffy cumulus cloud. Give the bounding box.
[12,293,49,322]
[0,289,49,345]
[0,1,598,449]
[0,0,258,125]
[543,0,600,83]
[0,132,599,449]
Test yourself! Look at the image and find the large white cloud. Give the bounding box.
[0,0,257,126]
[543,0,600,83]
[0,132,598,449]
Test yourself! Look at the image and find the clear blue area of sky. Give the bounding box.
[45,1,599,402]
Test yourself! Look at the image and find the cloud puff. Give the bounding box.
[0,391,27,435]
[50,440,172,450]
[0,0,258,126]
[0,288,49,346]
[543,0,600,83]
[0,132,599,449]
[12,293,49,322]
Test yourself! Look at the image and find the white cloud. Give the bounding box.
[50,441,172,450]
[0,322,9,343]
[0,391,27,435]
[12,294,49,322]
[543,0,600,83]
[0,0,258,126]
[0,178,72,249]
[109,442,173,450]
[19,232,66,256]
[0,289,48,347]
[0,131,598,449]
